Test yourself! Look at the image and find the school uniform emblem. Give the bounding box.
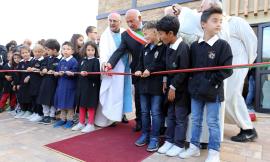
[208,51,215,59]
[154,51,159,59]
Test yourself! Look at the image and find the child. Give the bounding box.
[0,51,17,113]
[26,44,46,122]
[14,46,33,119]
[72,41,100,133]
[70,34,84,63]
[53,41,78,128]
[37,39,62,124]
[156,15,190,157]
[179,8,233,162]
[134,21,166,152]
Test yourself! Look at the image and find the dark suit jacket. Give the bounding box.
[108,31,144,74]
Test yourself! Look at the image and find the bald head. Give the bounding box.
[108,12,121,32]
[200,0,223,12]
[125,9,142,31]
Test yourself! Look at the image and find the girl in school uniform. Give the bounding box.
[14,46,33,119]
[53,42,78,129]
[0,51,17,113]
[72,41,100,133]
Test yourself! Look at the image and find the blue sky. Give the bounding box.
[0,0,98,45]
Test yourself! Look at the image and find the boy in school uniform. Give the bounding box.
[134,21,167,152]
[156,16,190,157]
[179,8,233,162]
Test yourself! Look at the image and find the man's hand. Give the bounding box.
[66,71,74,76]
[134,71,142,77]
[104,63,112,72]
[142,69,150,78]
[168,88,176,102]
[80,71,88,77]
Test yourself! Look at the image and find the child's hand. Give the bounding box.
[12,86,16,91]
[47,70,54,75]
[17,85,20,90]
[80,71,88,77]
[168,88,175,102]
[42,68,48,74]
[142,69,150,78]
[59,71,64,76]
[24,76,30,83]
[54,72,59,76]
[66,71,74,76]
[26,67,33,72]
[162,82,167,94]
[5,75,12,81]
[134,71,142,77]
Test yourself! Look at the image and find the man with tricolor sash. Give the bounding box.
[104,9,146,132]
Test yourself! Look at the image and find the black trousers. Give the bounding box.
[134,83,141,126]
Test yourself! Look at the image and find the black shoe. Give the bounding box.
[109,122,118,127]
[133,124,142,132]
[121,115,129,123]
[39,116,52,125]
[200,143,208,149]
[231,128,258,142]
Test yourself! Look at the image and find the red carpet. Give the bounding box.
[45,121,153,162]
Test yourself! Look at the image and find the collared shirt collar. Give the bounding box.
[64,55,73,61]
[87,56,95,60]
[57,54,62,59]
[169,37,183,50]
[34,56,44,61]
[198,35,219,46]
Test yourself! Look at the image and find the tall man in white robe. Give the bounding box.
[95,13,132,127]
[168,0,258,143]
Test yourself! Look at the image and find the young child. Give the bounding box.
[26,44,46,122]
[72,41,100,133]
[179,8,233,162]
[156,16,190,157]
[14,46,33,119]
[70,34,84,63]
[134,21,166,152]
[53,41,78,128]
[37,39,62,124]
[0,51,17,113]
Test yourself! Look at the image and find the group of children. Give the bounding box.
[133,8,232,162]
[0,7,232,162]
[0,38,101,133]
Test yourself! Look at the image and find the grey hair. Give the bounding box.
[125,9,141,19]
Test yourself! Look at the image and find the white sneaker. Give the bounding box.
[166,145,185,157]
[27,113,37,120]
[81,124,95,133]
[179,143,200,159]
[21,111,32,119]
[30,114,43,122]
[10,110,17,116]
[157,141,173,154]
[15,111,25,119]
[72,123,85,131]
[205,149,220,162]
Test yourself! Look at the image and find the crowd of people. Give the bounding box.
[0,0,259,162]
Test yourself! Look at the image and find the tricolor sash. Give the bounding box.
[126,28,147,45]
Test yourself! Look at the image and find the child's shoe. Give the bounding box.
[53,120,66,128]
[205,149,220,162]
[21,111,32,119]
[158,141,173,154]
[81,124,95,133]
[72,123,85,131]
[146,138,159,152]
[179,143,200,159]
[27,113,36,120]
[166,145,185,157]
[15,111,25,118]
[135,133,149,147]
[64,120,74,129]
[30,114,43,122]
